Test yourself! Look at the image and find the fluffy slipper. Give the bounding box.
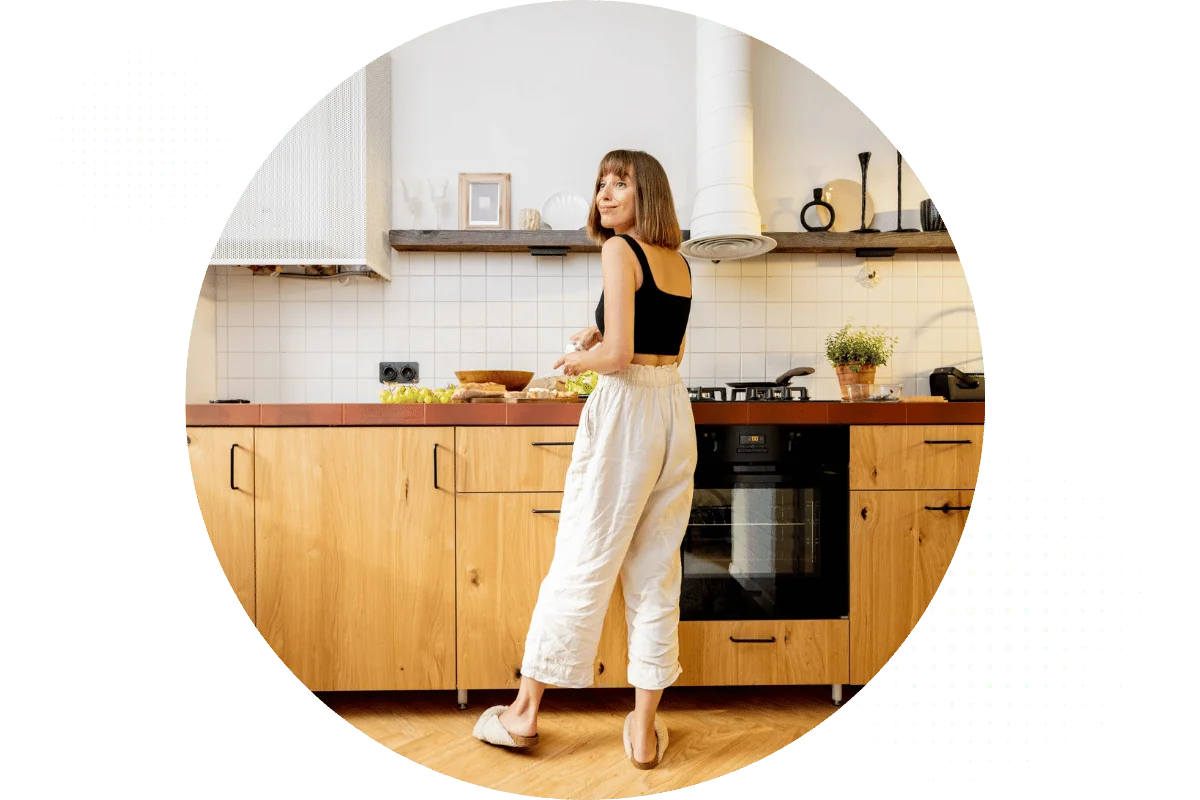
[472,705,539,748]
[623,711,668,769]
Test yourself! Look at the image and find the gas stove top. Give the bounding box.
[687,385,811,402]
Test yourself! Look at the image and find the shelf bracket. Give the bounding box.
[855,247,896,258]
[529,246,569,257]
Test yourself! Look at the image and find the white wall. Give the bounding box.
[193,1,980,403]
[186,269,217,403]
[388,1,934,235]
[753,39,931,232]
[390,1,696,231]
[207,250,979,403]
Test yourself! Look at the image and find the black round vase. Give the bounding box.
[800,188,834,232]
[920,199,946,232]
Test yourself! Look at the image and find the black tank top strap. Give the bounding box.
[619,234,658,291]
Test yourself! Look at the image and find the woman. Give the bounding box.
[472,149,697,769]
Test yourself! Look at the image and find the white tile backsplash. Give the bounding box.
[207,253,983,401]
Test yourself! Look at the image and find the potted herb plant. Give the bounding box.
[824,320,898,399]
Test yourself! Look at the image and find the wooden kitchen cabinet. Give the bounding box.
[676,620,849,686]
[186,427,255,622]
[254,427,456,691]
[849,490,973,684]
[850,425,983,490]
[456,492,629,689]
[455,426,577,493]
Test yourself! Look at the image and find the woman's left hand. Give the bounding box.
[553,349,588,376]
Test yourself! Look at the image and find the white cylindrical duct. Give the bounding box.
[680,19,776,261]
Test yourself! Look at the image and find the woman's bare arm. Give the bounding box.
[576,237,637,374]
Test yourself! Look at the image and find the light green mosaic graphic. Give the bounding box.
[177,1,1132,796]
[820,434,1147,786]
[31,32,246,250]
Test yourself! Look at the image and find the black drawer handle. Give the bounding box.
[230,444,240,491]
[925,503,972,513]
[729,636,777,644]
[924,439,973,445]
[531,441,574,447]
[532,509,561,514]
[433,444,439,490]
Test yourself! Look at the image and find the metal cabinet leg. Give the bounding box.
[457,688,468,710]
[831,684,843,707]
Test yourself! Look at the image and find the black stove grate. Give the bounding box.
[688,385,810,402]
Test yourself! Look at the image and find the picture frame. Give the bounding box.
[458,172,511,230]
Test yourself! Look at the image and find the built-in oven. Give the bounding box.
[680,425,849,621]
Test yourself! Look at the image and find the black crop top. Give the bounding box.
[595,234,691,356]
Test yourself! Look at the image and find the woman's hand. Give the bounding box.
[570,326,603,351]
[553,349,589,376]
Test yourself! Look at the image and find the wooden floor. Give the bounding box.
[318,685,858,798]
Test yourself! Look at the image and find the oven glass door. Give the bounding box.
[680,472,848,621]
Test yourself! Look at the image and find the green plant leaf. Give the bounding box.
[824,317,898,368]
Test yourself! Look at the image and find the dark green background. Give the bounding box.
[4,1,1190,796]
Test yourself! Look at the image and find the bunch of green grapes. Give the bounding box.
[563,370,599,395]
[379,383,458,404]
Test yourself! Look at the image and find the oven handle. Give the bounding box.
[730,474,785,484]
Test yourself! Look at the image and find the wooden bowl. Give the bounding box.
[454,370,535,391]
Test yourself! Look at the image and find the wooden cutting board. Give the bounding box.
[466,396,583,404]
[900,396,948,403]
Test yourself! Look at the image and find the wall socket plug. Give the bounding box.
[379,361,419,384]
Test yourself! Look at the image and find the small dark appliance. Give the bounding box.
[929,367,984,401]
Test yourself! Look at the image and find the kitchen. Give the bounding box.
[184,3,983,797]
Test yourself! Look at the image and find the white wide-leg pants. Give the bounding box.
[521,363,698,690]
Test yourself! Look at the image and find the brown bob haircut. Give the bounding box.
[585,149,682,249]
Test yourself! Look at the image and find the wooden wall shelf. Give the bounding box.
[389,229,954,256]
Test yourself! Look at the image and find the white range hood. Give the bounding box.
[680,20,775,262]
[210,55,392,278]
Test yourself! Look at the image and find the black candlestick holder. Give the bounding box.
[800,188,835,231]
[894,151,918,232]
[853,151,878,233]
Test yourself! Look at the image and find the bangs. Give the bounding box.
[596,152,635,183]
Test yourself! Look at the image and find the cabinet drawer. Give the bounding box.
[676,620,849,686]
[851,425,983,490]
[456,426,578,493]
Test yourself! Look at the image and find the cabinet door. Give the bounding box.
[850,490,972,684]
[456,492,628,689]
[850,426,983,490]
[255,427,456,691]
[187,427,255,622]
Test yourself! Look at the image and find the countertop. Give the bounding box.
[185,401,985,427]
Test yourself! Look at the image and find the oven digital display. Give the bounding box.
[740,434,763,445]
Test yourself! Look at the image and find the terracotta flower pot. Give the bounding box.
[835,363,877,400]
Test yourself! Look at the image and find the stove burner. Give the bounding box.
[688,386,727,402]
[687,385,810,402]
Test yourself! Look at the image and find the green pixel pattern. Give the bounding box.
[820,434,1147,786]
[31,32,246,247]
[177,0,1142,796]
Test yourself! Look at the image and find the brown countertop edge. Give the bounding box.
[187,402,984,427]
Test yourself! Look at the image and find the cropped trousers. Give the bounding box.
[520,363,698,690]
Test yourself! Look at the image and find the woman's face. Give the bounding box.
[596,170,636,234]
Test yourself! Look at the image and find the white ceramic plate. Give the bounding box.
[817,179,875,232]
[541,192,590,231]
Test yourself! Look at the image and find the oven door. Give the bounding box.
[680,468,848,621]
